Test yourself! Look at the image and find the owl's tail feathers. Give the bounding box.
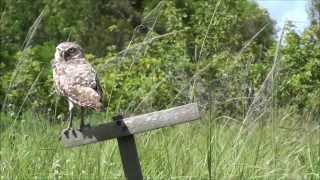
[95,102,106,112]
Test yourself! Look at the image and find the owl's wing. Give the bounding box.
[94,74,103,97]
[67,86,103,111]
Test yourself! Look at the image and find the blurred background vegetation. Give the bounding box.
[1,0,320,179]
[0,0,319,121]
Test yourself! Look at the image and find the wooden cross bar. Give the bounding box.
[60,103,200,180]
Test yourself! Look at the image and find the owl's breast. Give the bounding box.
[52,64,67,95]
[64,63,97,87]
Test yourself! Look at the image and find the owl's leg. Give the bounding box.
[80,107,90,130]
[80,107,84,129]
[67,100,74,129]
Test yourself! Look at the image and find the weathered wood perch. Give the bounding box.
[61,103,200,148]
[60,103,200,180]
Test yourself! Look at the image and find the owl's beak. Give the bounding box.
[57,47,64,59]
[61,51,65,59]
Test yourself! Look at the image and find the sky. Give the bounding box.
[256,0,310,33]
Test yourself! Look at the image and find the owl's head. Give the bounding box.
[55,42,84,62]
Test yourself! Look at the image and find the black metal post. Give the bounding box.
[113,115,143,180]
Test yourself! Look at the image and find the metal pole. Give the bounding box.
[113,115,143,180]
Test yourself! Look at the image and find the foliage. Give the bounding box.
[1,1,320,179]
[0,110,319,179]
[0,0,144,55]
[309,0,320,25]
[279,24,320,114]
[0,43,69,119]
[0,0,277,119]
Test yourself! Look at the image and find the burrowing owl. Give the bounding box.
[52,42,103,130]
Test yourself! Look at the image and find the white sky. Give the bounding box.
[256,0,310,33]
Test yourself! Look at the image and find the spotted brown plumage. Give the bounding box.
[52,42,103,130]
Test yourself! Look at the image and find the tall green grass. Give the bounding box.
[0,111,319,179]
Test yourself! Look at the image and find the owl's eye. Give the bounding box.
[67,48,76,53]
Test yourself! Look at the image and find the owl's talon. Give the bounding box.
[71,129,77,137]
[62,128,74,139]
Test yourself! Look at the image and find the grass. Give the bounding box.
[1,1,319,179]
[0,110,319,179]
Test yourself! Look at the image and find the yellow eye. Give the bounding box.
[67,48,76,53]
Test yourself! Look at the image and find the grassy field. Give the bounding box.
[0,110,319,179]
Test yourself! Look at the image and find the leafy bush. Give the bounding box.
[277,25,320,114]
[0,0,276,120]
